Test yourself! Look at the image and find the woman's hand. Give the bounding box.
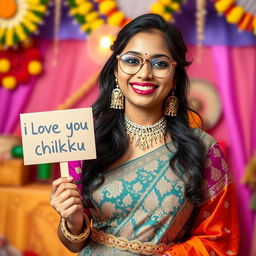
[50,177,84,235]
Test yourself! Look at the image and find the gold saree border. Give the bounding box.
[90,225,174,255]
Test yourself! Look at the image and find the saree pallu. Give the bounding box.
[163,140,240,256]
[69,130,239,256]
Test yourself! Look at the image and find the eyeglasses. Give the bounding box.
[116,53,177,78]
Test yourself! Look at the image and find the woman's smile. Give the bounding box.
[129,82,158,95]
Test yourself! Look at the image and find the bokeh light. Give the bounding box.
[87,24,120,64]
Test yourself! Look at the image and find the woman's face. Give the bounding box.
[115,29,176,113]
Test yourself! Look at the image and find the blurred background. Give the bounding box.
[0,0,256,255]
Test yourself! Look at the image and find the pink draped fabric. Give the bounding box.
[0,78,36,134]
[212,46,255,256]
[1,40,101,134]
[186,46,230,144]
[186,45,255,255]
[23,40,101,110]
[17,40,101,132]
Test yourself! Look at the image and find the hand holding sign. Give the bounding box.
[20,108,96,177]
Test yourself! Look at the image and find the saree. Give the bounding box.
[69,130,239,256]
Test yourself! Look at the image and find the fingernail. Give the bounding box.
[67,177,73,181]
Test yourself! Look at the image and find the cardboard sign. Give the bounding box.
[20,108,96,166]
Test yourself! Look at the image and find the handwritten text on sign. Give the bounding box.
[20,108,96,165]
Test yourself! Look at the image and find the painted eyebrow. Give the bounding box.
[124,51,172,59]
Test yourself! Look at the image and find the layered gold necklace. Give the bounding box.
[125,115,167,150]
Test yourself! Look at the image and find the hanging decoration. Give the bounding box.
[52,0,63,66]
[66,0,185,34]
[195,0,207,62]
[213,0,256,35]
[0,39,43,90]
[95,0,130,27]
[150,0,184,22]
[0,0,49,48]
[66,0,105,34]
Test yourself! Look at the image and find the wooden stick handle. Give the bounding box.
[59,161,69,177]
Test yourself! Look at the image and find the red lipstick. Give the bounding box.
[129,82,158,95]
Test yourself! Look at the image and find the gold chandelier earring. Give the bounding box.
[110,78,124,109]
[164,89,178,116]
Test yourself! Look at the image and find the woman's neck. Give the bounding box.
[124,107,164,126]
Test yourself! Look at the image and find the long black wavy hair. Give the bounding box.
[81,13,205,239]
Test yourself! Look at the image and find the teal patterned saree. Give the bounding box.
[78,141,194,256]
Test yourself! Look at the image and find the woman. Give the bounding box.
[50,13,239,255]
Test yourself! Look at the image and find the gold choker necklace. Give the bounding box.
[125,115,167,150]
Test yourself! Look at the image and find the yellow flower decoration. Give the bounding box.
[150,0,183,22]
[0,0,49,48]
[2,76,17,90]
[0,58,11,73]
[67,0,105,33]
[67,0,184,34]
[213,0,256,35]
[28,60,43,75]
[97,0,128,27]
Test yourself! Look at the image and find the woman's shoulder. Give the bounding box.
[191,128,217,155]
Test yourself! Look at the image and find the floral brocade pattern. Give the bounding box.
[202,143,232,202]
[90,143,187,242]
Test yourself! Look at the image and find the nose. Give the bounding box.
[136,61,153,79]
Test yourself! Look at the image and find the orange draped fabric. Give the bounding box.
[163,182,239,256]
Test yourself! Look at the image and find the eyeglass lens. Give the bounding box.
[119,54,173,77]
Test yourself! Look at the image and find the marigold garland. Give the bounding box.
[0,0,49,48]
[213,0,256,34]
[66,0,105,33]
[0,39,43,90]
[66,0,184,34]
[150,0,184,22]
[94,0,130,27]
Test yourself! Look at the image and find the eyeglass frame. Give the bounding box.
[116,53,177,78]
